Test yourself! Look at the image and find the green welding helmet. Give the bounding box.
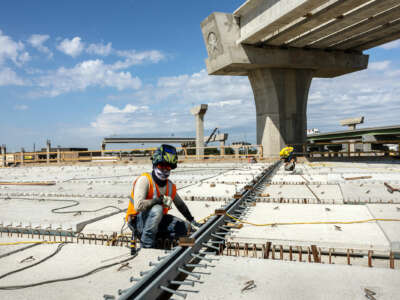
[151,144,178,169]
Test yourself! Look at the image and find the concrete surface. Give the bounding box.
[0,236,162,300]
[185,256,400,300]
[228,203,393,251]
[1,160,400,299]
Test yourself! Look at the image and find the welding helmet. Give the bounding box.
[151,144,178,169]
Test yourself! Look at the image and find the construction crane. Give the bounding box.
[204,127,219,146]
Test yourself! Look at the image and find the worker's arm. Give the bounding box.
[133,176,161,212]
[173,193,194,222]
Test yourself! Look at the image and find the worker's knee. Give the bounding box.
[148,204,163,219]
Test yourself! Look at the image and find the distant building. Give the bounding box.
[307,128,320,135]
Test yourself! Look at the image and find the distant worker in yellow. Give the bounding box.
[126,144,200,254]
[280,146,296,171]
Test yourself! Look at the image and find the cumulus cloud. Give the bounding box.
[88,70,256,137]
[28,34,52,57]
[34,59,142,97]
[369,60,390,71]
[0,67,25,86]
[14,104,28,110]
[379,40,400,50]
[57,37,84,57]
[102,104,148,114]
[86,42,112,56]
[93,61,400,140]
[308,61,400,132]
[112,50,165,70]
[0,29,30,65]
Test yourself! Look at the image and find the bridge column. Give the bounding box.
[220,141,225,157]
[248,68,314,158]
[101,143,106,157]
[1,145,6,167]
[46,140,51,164]
[191,104,208,159]
[20,148,25,165]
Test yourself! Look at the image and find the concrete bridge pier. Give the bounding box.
[1,145,6,167]
[248,68,313,157]
[201,12,368,157]
[191,104,208,159]
[46,140,51,164]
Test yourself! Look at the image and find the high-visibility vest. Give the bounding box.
[125,172,177,221]
[279,146,294,158]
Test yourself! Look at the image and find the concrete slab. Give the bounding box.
[0,236,163,300]
[367,204,400,251]
[228,203,391,251]
[186,257,400,300]
[0,196,125,232]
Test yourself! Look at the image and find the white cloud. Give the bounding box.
[369,60,390,71]
[57,37,84,57]
[14,104,28,110]
[86,42,112,56]
[93,61,400,140]
[379,40,400,50]
[112,50,164,69]
[0,67,25,86]
[87,70,255,137]
[103,104,148,114]
[0,29,29,65]
[208,99,242,107]
[35,59,142,97]
[308,63,400,132]
[28,34,52,57]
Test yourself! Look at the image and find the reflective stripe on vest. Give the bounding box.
[126,172,176,221]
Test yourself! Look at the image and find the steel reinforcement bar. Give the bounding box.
[118,161,281,300]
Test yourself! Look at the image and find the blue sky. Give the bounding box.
[0,1,399,152]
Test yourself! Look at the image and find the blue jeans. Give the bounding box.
[135,204,189,248]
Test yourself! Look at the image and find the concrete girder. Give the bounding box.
[202,13,368,78]
[311,4,400,48]
[288,0,400,48]
[234,0,332,45]
[331,18,400,50]
[263,0,372,46]
[355,29,400,50]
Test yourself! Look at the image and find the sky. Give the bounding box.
[0,0,399,152]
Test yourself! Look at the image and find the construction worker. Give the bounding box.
[280,146,296,171]
[126,144,201,252]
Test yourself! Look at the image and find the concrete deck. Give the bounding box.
[228,203,398,252]
[0,236,162,300]
[186,257,400,300]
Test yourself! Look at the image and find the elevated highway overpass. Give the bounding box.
[201,0,400,157]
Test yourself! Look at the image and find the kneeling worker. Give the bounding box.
[126,144,201,252]
[280,146,296,171]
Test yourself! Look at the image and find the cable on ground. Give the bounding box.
[0,253,137,290]
[225,213,400,227]
[0,243,66,280]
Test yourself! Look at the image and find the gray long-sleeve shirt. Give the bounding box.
[133,175,194,222]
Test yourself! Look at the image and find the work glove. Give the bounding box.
[151,195,163,207]
[190,220,202,230]
[163,196,173,209]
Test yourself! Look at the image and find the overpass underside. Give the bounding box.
[201,0,400,157]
